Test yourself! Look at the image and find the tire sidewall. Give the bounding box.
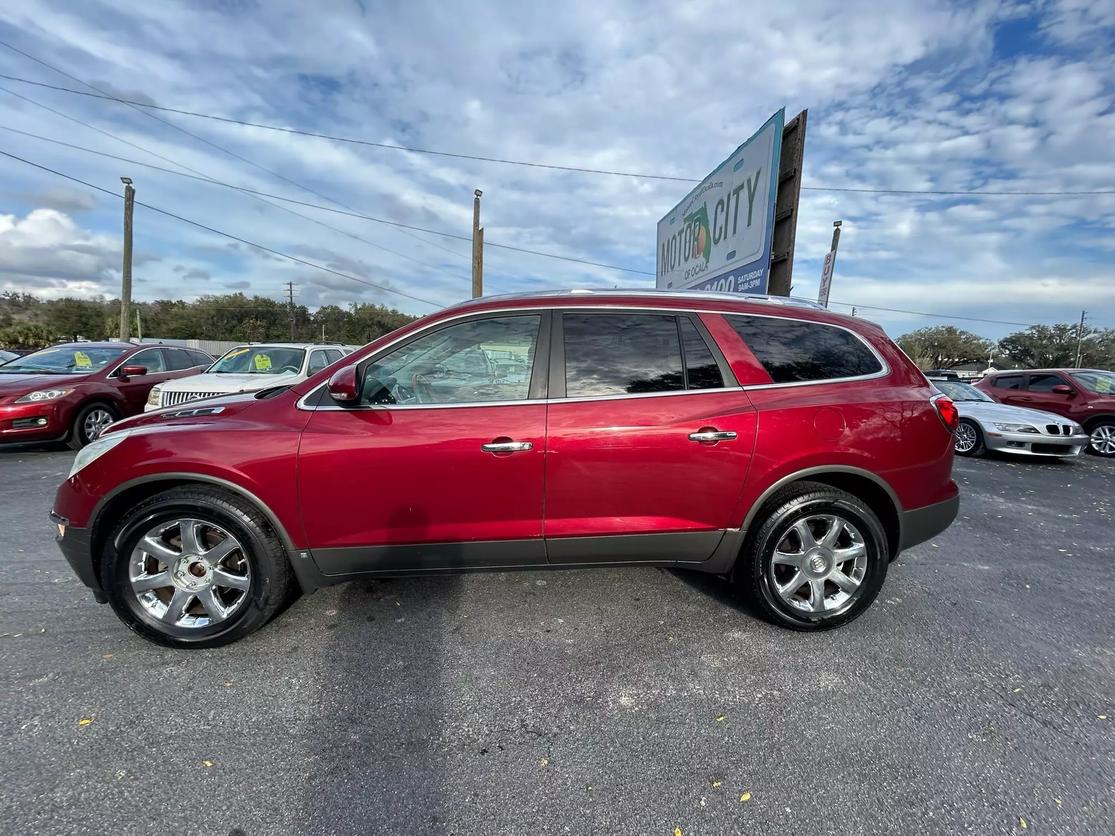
[751,494,888,630]
[102,496,274,647]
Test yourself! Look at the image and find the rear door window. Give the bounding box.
[994,375,1025,390]
[679,317,724,390]
[164,349,195,371]
[724,315,882,384]
[1027,373,1064,392]
[562,313,684,397]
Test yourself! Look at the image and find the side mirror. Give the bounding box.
[120,364,148,379]
[1051,384,1074,396]
[327,366,360,404]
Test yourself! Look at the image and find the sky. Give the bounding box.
[0,0,1113,340]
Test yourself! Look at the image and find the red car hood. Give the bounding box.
[106,389,264,434]
[0,372,90,401]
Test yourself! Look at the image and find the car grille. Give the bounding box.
[161,390,223,407]
[1044,424,1074,435]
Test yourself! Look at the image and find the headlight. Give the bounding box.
[993,423,1039,433]
[15,388,74,403]
[68,430,132,479]
[146,385,163,408]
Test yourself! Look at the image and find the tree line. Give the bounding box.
[897,324,1115,371]
[0,292,416,349]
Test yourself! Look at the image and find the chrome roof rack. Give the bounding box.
[452,287,826,310]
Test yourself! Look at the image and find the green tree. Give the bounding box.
[0,323,55,350]
[996,323,1111,369]
[44,297,109,341]
[897,326,993,369]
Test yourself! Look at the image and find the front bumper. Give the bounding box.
[899,492,960,552]
[50,512,106,603]
[983,430,1089,457]
[0,402,68,443]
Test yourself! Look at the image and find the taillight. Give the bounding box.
[932,394,959,433]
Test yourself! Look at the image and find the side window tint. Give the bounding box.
[563,314,683,397]
[995,375,1024,390]
[164,349,192,371]
[130,350,167,373]
[307,351,330,375]
[190,350,212,366]
[725,315,882,384]
[361,315,540,405]
[680,318,724,390]
[324,349,343,364]
[1027,374,1063,392]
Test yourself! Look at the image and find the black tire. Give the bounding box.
[733,481,889,631]
[953,418,985,457]
[67,401,118,450]
[99,486,299,648]
[1085,419,1115,458]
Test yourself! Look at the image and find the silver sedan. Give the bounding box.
[930,379,1090,458]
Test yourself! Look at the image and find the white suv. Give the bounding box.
[145,343,351,411]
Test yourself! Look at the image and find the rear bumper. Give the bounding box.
[50,512,106,603]
[899,492,959,552]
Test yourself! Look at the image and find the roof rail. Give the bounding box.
[452,287,826,310]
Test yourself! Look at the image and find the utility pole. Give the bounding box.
[471,189,484,298]
[286,281,296,341]
[1074,310,1087,368]
[817,220,841,307]
[135,309,142,341]
[119,177,135,341]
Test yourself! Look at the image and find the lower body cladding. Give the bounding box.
[984,430,1090,457]
[53,494,961,600]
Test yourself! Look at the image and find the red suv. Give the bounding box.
[975,369,1115,457]
[51,291,959,647]
[1,342,213,448]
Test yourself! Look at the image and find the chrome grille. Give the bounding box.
[161,390,223,407]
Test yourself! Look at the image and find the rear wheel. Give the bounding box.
[953,418,984,457]
[100,486,298,648]
[734,482,888,631]
[68,402,117,449]
[1087,420,1115,457]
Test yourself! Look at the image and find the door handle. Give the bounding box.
[481,440,533,453]
[688,429,737,443]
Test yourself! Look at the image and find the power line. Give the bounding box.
[0,148,442,308]
[827,300,1035,328]
[2,67,1114,196]
[0,123,655,276]
[0,42,469,272]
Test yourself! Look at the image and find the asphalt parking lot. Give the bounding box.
[1,447,1112,836]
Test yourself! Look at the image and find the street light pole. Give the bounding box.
[1074,310,1087,368]
[119,177,135,341]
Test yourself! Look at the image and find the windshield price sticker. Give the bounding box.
[253,354,272,371]
[73,351,92,369]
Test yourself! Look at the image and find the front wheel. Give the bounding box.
[953,418,984,457]
[68,402,117,449]
[734,482,889,631]
[1087,421,1115,457]
[100,486,298,648]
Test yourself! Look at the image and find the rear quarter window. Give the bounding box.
[724,315,883,384]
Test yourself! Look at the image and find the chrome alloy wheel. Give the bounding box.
[954,422,978,454]
[128,518,251,628]
[1090,424,1115,455]
[770,514,868,616]
[83,407,115,441]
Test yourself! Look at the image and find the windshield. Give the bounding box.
[209,346,306,375]
[1070,371,1115,395]
[933,380,993,402]
[0,345,126,374]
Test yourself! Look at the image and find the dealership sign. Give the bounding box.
[656,109,784,295]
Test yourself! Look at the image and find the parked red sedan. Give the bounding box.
[0,342,213,448]
[51,291,959,647]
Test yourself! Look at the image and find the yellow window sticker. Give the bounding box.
[253,353,272,371]
[73,351,92,369]
[1097,377,1111,393]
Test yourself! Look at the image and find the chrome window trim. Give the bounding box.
[295,303,891,412]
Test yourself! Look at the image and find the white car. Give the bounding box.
[145,343,351,411]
